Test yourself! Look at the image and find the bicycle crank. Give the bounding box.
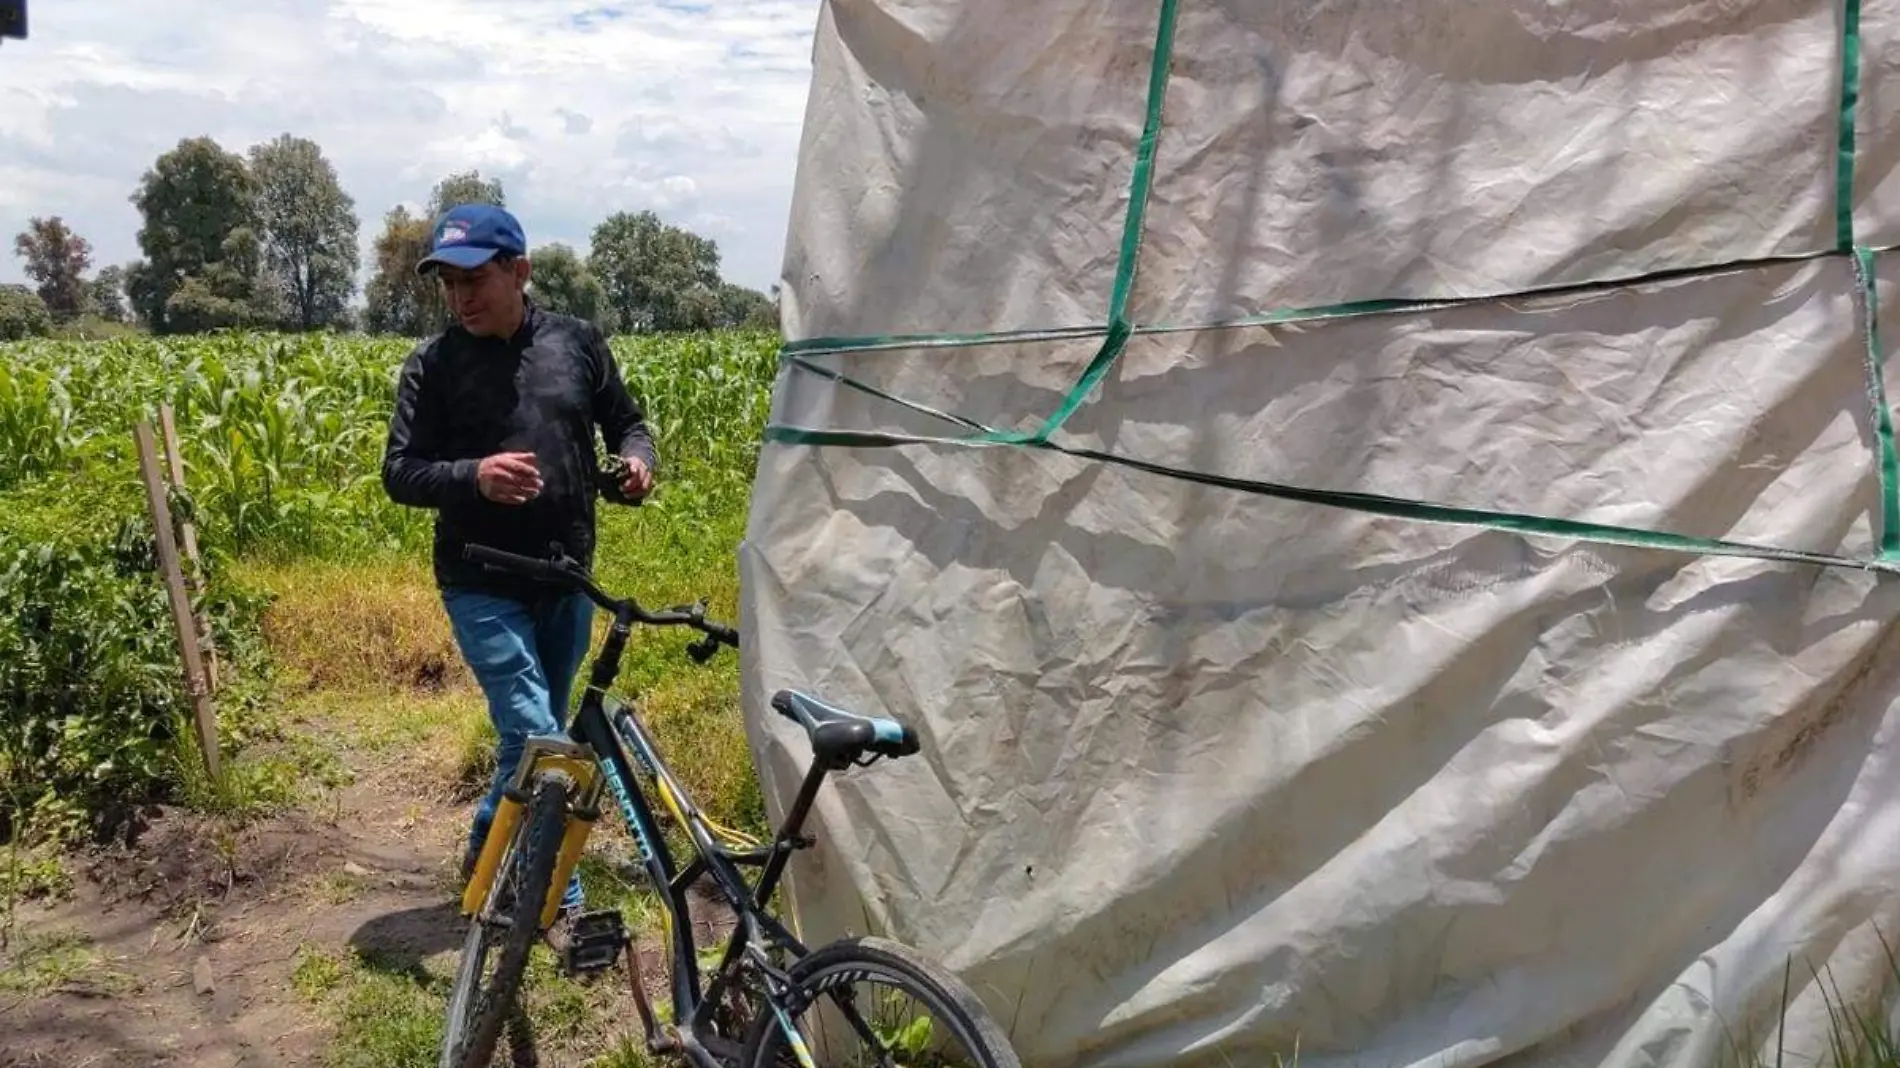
[622,940,674,1053]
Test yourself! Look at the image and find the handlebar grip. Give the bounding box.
[463,543,560,580]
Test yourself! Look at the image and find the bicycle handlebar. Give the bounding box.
[461,543,740,652]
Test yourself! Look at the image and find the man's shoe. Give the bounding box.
[542,902,581,955]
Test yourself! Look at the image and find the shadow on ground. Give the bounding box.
[346,901,466,977]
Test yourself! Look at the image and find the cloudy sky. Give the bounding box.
[0,0,820,297]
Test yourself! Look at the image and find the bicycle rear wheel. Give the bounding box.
[440,774,568,1068]
[741,935,1021,1068]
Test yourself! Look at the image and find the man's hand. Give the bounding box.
[618,455,654,499]
[478,451,542,504]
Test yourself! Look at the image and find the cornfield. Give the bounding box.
[0,328,782,840]
[0,329,781,558]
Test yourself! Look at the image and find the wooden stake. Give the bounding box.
[136,419,219,780]
[159,403,218,693]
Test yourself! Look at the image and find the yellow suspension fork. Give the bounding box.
[459,740,606,923]
[461,786,527,916]
[541,775,601,928]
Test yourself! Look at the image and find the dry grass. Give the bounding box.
[631,662,764,836]
[244,543,762,836]
[236,554,515,802]
[445,700,500,799]
[240,555,469,694]
[286,689,492,797]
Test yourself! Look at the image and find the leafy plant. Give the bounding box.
[0,327,779,846]
[0,477,275,845]
[0,329,778,561]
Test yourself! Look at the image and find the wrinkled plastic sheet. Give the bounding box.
[740,2,1900,1065]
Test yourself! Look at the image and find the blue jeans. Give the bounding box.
[442,586,593,913]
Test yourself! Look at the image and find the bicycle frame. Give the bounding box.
[455,547,832,1067]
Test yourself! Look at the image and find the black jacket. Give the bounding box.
[381,303,657,599]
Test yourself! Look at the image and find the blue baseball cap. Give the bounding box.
[416,203,527,275]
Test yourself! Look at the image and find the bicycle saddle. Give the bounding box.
[771,689,920,768]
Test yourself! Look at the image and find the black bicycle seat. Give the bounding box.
[770,689,919,768]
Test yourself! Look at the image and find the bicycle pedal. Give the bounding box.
[561,909,630,975]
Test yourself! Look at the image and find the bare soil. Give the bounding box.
[0,711,737,1068]
[1,753,462,1068]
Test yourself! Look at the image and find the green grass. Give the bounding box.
[0,843,70,906]
[0,927,137,999]
[292,943,449,1068]
[291,939,660,1068]
[0,328,776,841]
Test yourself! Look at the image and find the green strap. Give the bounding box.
[770,357,1899,575]
[780,0,1872,372]
[779,248,1876,363]
[762,419,1899,576]
[1834,0,1900,558]
[782,324,1111,359]
[1838,0,1863,252]
[1015,0,1178,445]
[783,354,999,435]
[1854,247,1900,560]
[781,0,1179,449]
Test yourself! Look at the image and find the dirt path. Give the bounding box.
[0,691,738,1068]
[1,724,471,1068]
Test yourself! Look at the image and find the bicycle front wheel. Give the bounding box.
[741,935,1021,1068]
[439,774,568,1068]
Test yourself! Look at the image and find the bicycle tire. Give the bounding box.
[440,774,568,1068]
[740,935,1022,1068]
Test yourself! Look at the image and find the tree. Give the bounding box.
[127,136,264,333]
[429,170,505,218]
[362,205,441,336]
[588,210,722,333]
[362,171,510,336]
[172,226,269,331]
[164,276,257,333]
[716,282,777,331]
[526,243,613,330]
[249,133,359,331]
[12,217,92,321]
[89,265,128,323]
[0,285,51,340]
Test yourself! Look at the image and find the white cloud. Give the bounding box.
[0,0,819,296]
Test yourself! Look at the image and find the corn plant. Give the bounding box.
[5,329,778,560]
[0,361,81,489]
[0,326,780,843]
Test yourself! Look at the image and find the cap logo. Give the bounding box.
[441,222,469,244]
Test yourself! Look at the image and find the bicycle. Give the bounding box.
[439,539,1022,1068]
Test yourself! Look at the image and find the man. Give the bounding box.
[381,203,655,927]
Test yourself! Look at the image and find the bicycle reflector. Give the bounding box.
[0,0,24,41]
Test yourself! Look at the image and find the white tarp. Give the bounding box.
[738,2,1900,1066]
